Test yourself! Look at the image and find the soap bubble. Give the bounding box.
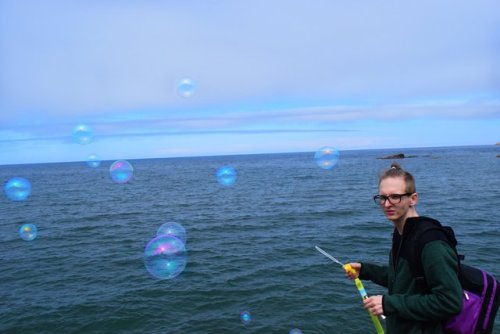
[144,235,187,279]
[177,78,196,98]
[86,154,101,168]
[109,160,134,183]
[72,124,94,145]
[240,311,252,325]
[216,166,237,186]
[19,223,37,241]
[289,329,303,334]
[157,221,187,244]
[4,177,32,201]
[314,146,340,170]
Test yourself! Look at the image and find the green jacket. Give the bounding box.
[360,217,462,334]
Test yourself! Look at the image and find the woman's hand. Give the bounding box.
[345,262,361,279]
[363,295,385,316]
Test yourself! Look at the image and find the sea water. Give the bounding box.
[1,145,499,333]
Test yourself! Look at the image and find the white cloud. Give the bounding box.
[0,97,497,144]
[1,0,499,120]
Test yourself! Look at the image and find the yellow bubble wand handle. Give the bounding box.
[344,264,385,334]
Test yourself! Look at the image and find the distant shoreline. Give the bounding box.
[0,143,497,167]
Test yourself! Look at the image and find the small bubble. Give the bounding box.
[86,154,101,168]
[216,166,237,186]
[314,146,340,170]
[72,124,94,145]
[177,78,196,98]
[240,311,251,325]
[157,221,187,244]
[19,223,37,241]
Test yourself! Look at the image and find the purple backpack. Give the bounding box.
[410,217,499,334]
[442,264,499,334]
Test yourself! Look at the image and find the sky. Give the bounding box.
[0,0,499,165]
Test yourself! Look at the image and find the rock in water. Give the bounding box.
[377,153,405,159]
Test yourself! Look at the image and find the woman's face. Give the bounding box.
[378,176,418,223]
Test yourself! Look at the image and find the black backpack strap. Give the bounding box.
[408,217,462,293]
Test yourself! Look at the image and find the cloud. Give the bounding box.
[0,96,498,144]
[0,128,357,144]
[1,0,499,121]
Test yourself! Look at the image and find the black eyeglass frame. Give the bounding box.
[373,192,414,205]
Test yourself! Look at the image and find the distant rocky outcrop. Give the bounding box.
[378,153,405,159]
[376,153,419,159]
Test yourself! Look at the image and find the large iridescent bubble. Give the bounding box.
[177,78,196,98]
[157,221,187,244]
[109,160,134,183]
[4,177,32,201]
[144,235,187,279]
[72,124,94,145]
[314,146,340,170]
[216,166,237,186]
[19,223,37,241]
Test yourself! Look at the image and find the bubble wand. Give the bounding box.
[315,245,385,334]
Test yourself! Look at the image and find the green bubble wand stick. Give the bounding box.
[315,245,385,334]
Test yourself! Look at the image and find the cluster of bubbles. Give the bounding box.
[314,146,340,170]
[75,75,195,164]
[144,221,188,280]
[3,177,38,241]
[74,77,194,179]
[216,166,237,186]
[6,96,338,326]
[71,124,99,169]
[72,124,136,184]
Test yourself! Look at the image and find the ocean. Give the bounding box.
[1,145,499,334]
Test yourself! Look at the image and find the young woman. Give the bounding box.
[346,162,462,334]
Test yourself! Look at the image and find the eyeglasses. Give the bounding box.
[373,193,413,205]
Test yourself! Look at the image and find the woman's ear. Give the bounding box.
[410,192,418,207]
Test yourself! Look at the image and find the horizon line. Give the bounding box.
[0,143,497,167]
